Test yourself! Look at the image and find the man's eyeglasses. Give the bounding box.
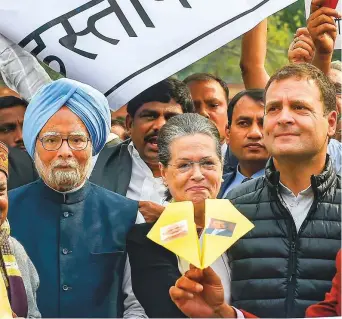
[168,159,219,173]
[39,134,89,151]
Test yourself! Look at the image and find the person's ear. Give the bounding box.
[327,110,337,138]
[225,124,230,145]
[126,114,133,136]
[159,162,168,186]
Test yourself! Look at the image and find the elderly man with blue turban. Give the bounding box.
[7,79,147,318]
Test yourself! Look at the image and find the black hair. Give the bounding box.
[0,96,28,109]
[183,73,229,102]
[265,63,336,114]
[227,89,264,127]
[127,78,194,117]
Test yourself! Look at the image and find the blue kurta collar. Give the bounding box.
[37,179,91,204]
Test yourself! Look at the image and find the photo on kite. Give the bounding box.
[205,217,236,237]
[160,220,189,243]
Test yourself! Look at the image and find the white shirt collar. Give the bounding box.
[279,182,313,197]
[126,141,166,204]
[128,141,155,178]
[221,143,228,158]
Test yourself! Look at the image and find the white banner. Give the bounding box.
[305,0,341,50]
[0,0,297,110]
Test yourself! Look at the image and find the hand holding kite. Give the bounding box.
[147,199,254,269]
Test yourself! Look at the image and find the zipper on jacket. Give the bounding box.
[289,242,296,282]
[276,190,298,317]
[286,237,297,317]
[276,189,319,317]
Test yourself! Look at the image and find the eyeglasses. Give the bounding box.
[168,159,219,173]
[39,134,89,151]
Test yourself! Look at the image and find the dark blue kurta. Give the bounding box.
[8,179,138,318]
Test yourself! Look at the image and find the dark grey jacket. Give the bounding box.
[226,156,341,318]
[8,148,38,191]
[90,140,132,196]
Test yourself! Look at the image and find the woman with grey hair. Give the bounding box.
[127,113,242,318]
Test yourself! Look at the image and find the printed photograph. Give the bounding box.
[205,218,236,237]
[160,220,189,242]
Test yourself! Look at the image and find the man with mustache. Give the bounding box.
[7,79,147,318]
[218,89,269,197]
[91,78,194,222]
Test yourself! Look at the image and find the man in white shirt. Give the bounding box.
[91,78,194,221]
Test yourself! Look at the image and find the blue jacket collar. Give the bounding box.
[37,178,91,204]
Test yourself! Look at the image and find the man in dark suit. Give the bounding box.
[90,78,194,222]
[218,89,268,198]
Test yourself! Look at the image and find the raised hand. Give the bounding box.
[307,0,341,55]
[288,28,315,63]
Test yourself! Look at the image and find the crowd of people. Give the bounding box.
[0,0,340,317]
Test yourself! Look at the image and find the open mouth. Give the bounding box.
[146,136,158,149]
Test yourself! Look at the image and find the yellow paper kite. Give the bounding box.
[147,199,254,269]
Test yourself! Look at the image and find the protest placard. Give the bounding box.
[0,0,297,110]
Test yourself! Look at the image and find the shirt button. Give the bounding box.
[63,212,69,218]
[62,285,69,291]
[62,248,69,255]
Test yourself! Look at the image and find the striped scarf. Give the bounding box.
[0,220,28,317]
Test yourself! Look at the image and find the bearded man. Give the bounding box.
[7,79,146,318]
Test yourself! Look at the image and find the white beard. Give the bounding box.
[34,151,92,192]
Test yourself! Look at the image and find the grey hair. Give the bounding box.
[158,113,222,166]
[331,61,342,72]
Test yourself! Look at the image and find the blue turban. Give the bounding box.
[23,78,111,158]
